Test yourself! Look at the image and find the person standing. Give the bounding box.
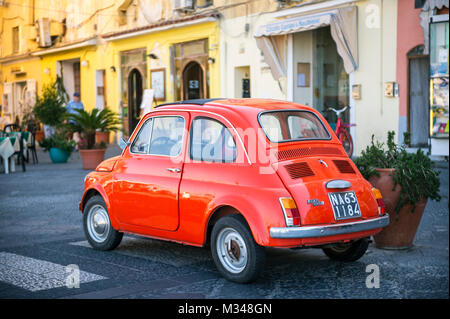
[66,92,84,118]
[66,92,84,147]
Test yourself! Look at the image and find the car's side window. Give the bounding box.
[130,119,153,154]
[149,116,185,157]
[190,117,237,163]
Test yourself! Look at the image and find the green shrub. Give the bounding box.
[354,131,441,215]
[33,80,66,127]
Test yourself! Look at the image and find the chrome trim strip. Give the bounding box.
[326,179,352,189]
[269,214,389,239]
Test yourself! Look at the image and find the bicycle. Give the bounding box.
[326,106,355,158]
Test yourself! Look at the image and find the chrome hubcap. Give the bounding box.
[216,228,248,274]
[87,205,110,243]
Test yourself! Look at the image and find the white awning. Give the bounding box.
[420,0,449,54]
[255,6,358,82]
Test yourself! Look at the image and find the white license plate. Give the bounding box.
[328,191,362,220]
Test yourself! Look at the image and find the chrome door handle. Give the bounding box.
[167,168,181,173]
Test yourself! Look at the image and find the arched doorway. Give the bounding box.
[182,61,205,100]
[128,68,143,134]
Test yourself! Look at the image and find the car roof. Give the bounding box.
[154,98,314,114]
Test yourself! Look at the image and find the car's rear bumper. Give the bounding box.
[269,214,389,239]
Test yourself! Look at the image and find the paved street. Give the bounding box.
[0,146,448,299]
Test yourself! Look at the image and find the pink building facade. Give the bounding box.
[397,0,449,157]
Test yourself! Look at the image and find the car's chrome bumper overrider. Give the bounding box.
[270,214,390,239]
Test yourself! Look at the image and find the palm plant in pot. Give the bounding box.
[68,108,109,170]
[95,108,121,145]
[354,131,441,249]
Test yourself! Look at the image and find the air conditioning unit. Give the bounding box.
[36,18,52,48]
[174,0,195,12]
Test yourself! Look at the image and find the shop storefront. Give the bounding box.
[254,6,357,139]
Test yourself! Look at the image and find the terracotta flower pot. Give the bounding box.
[35,130,45,143]
[95,131,110,145]
[79,148,106,170]
[369,169,402,215]
[369,168,428,249]
[373,198,427,249]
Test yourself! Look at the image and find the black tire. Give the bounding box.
[211,215,266,283]
[83,195,123,251]
[322,238,369,262]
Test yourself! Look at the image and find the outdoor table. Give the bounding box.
[4,132,32,154]
[0,137,16,174]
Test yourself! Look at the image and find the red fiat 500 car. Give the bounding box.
[80,98,389,283]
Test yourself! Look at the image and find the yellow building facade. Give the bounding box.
[1,0,222,139]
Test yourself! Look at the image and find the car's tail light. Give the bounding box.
[372,188,386,215]
[279,197,300,226]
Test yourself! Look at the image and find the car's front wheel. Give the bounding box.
[211,215,266,283]
[83,195,123,251]
[322,238,369,261]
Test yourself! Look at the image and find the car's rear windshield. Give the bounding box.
[259,110,330,143]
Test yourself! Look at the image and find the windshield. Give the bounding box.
[259,110,330,143]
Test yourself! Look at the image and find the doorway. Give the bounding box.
[128,68,143,134]
[182,61,204,100]
[58,58,80,101]
[312,27,349,126]
[172,39,209,101]
[290,27,350,127]
[408,47,429,147]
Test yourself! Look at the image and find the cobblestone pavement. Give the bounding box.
[0,146,448,299]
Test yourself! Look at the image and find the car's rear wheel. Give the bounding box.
[83,195,123,251]
[322,238,369,261]
[211,215,265,283]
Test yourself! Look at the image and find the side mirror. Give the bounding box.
[119,137,129,150]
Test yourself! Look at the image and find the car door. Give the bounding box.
[113,111,189,231]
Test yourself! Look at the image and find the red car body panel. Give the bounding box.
[80,99,386,248]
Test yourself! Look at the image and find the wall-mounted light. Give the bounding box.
[110,66,116,72]
[208,57,215,64]
[147,53,158,59]
[43,68,50,74]
[81,60,89,67]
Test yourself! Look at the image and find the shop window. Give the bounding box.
[429,21,449,138]
[73,62,81,95]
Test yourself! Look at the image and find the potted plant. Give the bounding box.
[354,131,441,249]
[32,81,67,138]
[39,128,76,163]
[95,108,121,145]
[68,108,109,170]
